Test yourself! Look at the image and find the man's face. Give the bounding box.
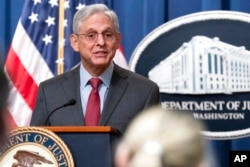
[70,13,121,71]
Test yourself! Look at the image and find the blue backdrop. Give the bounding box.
[2,0,250,63]
[1,0,250,167]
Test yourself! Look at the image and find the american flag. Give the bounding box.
[5,0,127,128]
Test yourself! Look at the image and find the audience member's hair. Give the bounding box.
[0,64,9,145]
[115,106,207,167]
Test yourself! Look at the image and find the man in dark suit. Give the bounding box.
[30,4,160,134]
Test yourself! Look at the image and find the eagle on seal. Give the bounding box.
[12,150,53,167]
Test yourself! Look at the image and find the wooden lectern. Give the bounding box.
[43,126,120,167]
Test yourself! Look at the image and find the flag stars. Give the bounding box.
[63,19,68,27]
[64,0,70,10]
[76,3,85,11]
[33,0,41,5]
[49,0,58,8]
[42,34,53,45]
[45,16,55,27]
[28,12,39,23]
[56,58,64,65]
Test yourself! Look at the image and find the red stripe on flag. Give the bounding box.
[5,109,17,129]
[5,46,38,110]
[118,45,125,54]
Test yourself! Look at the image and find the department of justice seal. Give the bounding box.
[0,127,74,167]
[129,10,250,139]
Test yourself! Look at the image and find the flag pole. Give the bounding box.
[57,0,65,75]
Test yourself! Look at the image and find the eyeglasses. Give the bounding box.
[76,31,116,42]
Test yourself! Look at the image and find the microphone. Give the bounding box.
[45,99,76,125]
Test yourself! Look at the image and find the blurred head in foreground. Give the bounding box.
[0,64,9,145]
[115,106,207,167]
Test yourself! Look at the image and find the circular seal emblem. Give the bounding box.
[0,127,74,167]
[129,10,250,139]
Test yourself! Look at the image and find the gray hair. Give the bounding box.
[119,106,206,167]
[72,4,120,34]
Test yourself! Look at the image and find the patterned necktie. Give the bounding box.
[85,78,102,126]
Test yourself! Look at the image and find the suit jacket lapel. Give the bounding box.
[62,66,84,125]
[99,65,128,125]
